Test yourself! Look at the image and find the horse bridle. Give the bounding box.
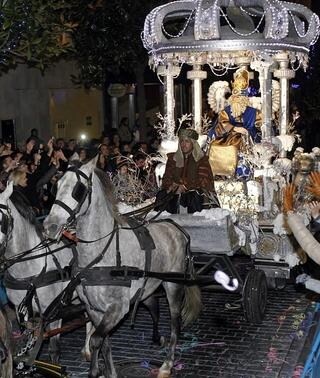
[53,167,92,228]
[0,203,13,258]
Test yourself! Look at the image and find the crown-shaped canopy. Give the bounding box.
[142,0,320,67]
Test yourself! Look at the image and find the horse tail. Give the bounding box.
[181,285,202,328]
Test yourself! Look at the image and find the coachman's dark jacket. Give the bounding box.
[161,152,215,192]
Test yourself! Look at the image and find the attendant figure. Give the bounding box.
[64,139,77,159]
[118,117,132,144]
[111,133,121,149]
[149,138,160,155]
[26,128,44,151]
[156,128,219,214]
[0,156,17,191]
[0,140,14,157]
[121,143,132,156]
[97,144,116,174]
[133,153,148,184]
[78,148,88,163]
[101,135,111,146]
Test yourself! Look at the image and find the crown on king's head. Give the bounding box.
[232,68,249,95]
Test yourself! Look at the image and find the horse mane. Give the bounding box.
[9,190,44,237]
[94,168,123,224]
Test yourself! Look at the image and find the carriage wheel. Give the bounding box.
[242,269,267,324]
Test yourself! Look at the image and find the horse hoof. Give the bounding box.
[81,350,92,362]
[49,350,60,365]
[157,361,173,378]
[157,371,171,378]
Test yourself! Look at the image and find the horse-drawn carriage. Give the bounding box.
[141,0,320,302]
[1,0,320,377]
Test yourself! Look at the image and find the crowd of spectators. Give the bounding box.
[0,119,162,215]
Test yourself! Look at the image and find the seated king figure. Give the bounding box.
[213,68,262,148]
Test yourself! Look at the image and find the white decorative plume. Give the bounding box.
[243,141,277,169]
[207,81,231,113]
[154,113,175,141]
[248,96,262,110]
[274,134,296,152]
[273,157,292,178]
[176,113,193,134]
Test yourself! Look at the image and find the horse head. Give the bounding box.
[44,157,97,240]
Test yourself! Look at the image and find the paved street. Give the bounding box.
[39,282,317,377]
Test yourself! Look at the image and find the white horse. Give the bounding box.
[44,159,202,378]
[0,183,75,364]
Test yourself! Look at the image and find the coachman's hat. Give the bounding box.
[178,128,199,141]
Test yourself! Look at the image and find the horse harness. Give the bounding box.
[1,167,156,317]
[0,166,91,316]
[50,166,156,287]
[0,167,190,372]
[72,217,156,289]
[3,167,194,323]
[0,218,76,370]
[2,166,194,301]
[51,166,195,289]
[53,166,92,227]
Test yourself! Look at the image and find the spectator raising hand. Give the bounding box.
[33,153,42,166]
[0,144,6,157]
[307,201,320,221]
[26,139,36,154]
[55,149,68,162]
[47,137,54,156]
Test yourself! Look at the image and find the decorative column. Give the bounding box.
[127,84,136,129]
[110,97,119,129]
[187,64,207,133]
[251,59,275,139]
[176,83,185,118]
[158,63,181,139]
[274,53,295,139]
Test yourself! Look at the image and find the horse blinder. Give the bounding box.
[0,205,12,237]
[0,213,9,235]
[72,181,88,204]
[51,169,92,233]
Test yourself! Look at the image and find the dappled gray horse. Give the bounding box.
[44,158,202,378]
[0,183,74,363]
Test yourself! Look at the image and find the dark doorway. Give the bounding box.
[1,119,16,148]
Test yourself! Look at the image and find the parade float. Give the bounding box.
[141,0,320,289]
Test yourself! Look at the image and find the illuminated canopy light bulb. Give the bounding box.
[80,134,87,141]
